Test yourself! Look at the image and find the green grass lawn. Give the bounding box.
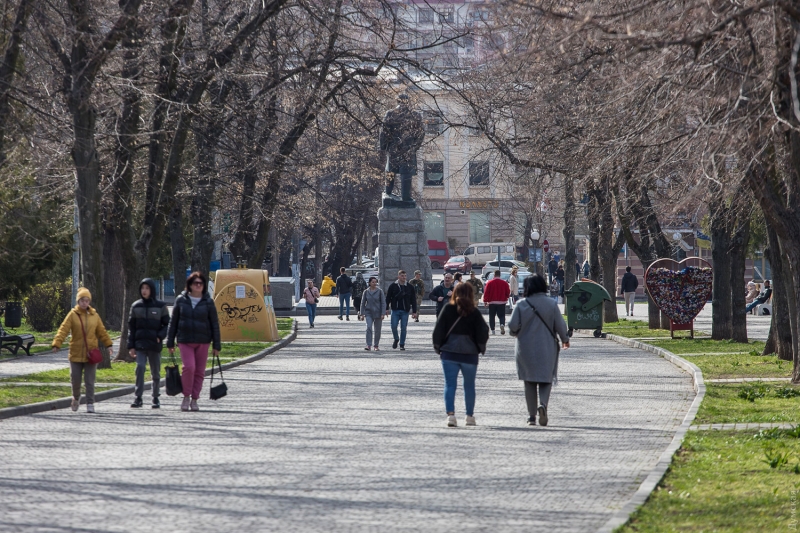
[0,385,113,409]
[3,317,121,346]
[694,383,800,425]
[687,353,791,380]
[602,319,675,338]
[648,338,767,355]
[620,430,800,532]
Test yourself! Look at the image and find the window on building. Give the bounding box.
[469,161,490,186]
[459,35,475,50]
[469,212,491,243]
[418,8,434,23]
[425,211,446,241]
[471,10,491,22]
[424,161,444,186]
[438,7,454,23]
[424,111,444,134]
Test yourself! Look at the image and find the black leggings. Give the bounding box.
[524,381,552,414]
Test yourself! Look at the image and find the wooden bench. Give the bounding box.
[0,322,35,356]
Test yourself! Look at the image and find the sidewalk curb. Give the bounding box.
[0,320,297,422]
[596,335,705,533]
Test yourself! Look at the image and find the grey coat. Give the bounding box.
[508,294,569,383]
[360,288,386,319]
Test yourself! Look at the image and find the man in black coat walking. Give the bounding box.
[429,273,455,319]
[620,266,639,316]
[127,278,170,408]
[385,270,418,350]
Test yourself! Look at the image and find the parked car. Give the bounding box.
[443,255,472,274]
[481,260,529,279]
[481,270,531,295]
[349,260,375,269]
[428,240,450,270]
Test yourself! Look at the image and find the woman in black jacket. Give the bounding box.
[432,282,489,427]
[167,271,221,412]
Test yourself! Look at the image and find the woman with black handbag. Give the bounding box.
[432,283,489,428]
[167,272,221,412]
[508,274,570,426]
[52,288,114,413]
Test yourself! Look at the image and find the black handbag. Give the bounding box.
[209,351,227,400]
[165,351,182,396]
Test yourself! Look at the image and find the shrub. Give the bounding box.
[738,383,769,402]
[24,281,70,332]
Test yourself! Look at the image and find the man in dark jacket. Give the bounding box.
[336,267,354,321]
[745,280,772,313]
[548,258,558,284]
[620,266,639,316]
[385,270,418,350]
[127,278,170,408]
[429,273,455,319]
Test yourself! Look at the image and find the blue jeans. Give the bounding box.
[441,360,477,415]
[306,303,317,325]
[339,292,351,317]
[745,300,764,313]
[390,309,409,345]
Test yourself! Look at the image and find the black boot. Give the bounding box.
[131,396,143,408]
[152,397,160,409]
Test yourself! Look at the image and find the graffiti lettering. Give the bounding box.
[221,303,263,322]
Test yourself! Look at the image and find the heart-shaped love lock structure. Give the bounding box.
[644,258,713,325]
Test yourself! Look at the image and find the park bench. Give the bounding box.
[0,312,35,356]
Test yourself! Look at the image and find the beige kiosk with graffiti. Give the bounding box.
[211,268,280,342]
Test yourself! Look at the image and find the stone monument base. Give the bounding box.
[377,206,432,296]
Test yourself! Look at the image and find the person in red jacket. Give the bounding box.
[483,270,511,335]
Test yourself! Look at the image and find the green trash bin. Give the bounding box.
[564,281,612,338]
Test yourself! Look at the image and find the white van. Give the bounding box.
[462,242,516,267]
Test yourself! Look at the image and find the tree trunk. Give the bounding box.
[0,0,33,168]
[729,215,750,343]
[710,202,733,340]
[562,174,576,293]
[170,203,189,281]
[102,225,125,331]
[763,224,793,360]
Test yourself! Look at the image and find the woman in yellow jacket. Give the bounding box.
[52,288,113,413]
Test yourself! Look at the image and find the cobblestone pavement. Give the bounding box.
[0,316,694,533]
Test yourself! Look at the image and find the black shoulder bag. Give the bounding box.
[165,351,183,396]
[209,351,228,400]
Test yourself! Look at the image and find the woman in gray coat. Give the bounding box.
[508,274,570,426]
[359,277,386,351]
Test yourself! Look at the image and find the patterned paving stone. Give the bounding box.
[0,316,694,532]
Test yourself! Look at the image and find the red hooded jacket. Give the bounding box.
[483,277,511,305]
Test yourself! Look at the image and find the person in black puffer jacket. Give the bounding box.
[167,271,221,412]
[127,278,170,408]
[432,282,489,428]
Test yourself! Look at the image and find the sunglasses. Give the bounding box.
[191,281,204,286]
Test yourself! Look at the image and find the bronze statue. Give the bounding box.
[379,93,425,207]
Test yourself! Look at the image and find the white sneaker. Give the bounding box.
[190,399,199,412]
[181,397,190,411]
[86,403,95,413]
[71,398,79,412]
[447,415,457,427]
[465,415,476,426]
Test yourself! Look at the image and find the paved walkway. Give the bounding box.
[0,316,694,532]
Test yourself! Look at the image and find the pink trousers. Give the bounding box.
[179,343,209,399]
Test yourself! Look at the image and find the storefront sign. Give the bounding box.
[459,200,500,209]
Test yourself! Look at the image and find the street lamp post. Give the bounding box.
[531,229,540,276]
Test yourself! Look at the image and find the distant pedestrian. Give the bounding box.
[127,278,170,409]
[385,270,418,350]
[509,274,570,426]
[555,263,566,298]
[575,261,580,281]
[745,281,758,307]
[582,260,590,278]
[508,267,519,303]
[483,270,511,335]
[409,270,426,322]
[359,276,386,351]
[620,266,639,316]
[52,288,114,413]
[465,271,484,305]
[336,267,354,320]
[432,282,489,427]
[548,258,558,285]
[430,273,455,318]
[303,279,320,328]
[745,280,772,313]
[167,271,221,412]
[352,272,367,316]
[453,272,463,287]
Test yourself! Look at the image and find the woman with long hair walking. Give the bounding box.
[432,283,489,427]
[167,272,221,412]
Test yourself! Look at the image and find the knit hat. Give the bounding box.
[76,287,92,302]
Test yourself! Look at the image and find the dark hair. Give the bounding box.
[523,274,548,297]
[340,267,346,274]
[451,282,475,317]
[368,276,378,283]
[626,266,631,272]
[494,270,501,277]
[454,272,462,281]
[186,271,207,294]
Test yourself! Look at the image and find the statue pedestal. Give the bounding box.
[377,206,432,296]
